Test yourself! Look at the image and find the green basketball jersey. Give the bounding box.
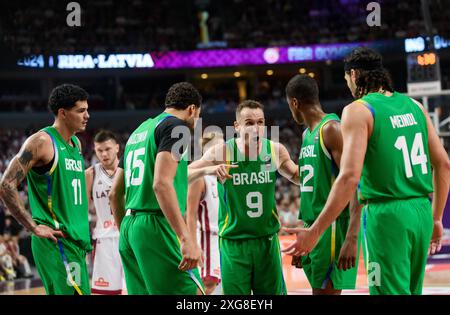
[357,92,433,202]
[27,126,91,250]
[298,114,349,223]
[218,138,279,239]
[124,112,188,214]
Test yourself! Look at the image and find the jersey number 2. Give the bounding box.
[300,165,314,192]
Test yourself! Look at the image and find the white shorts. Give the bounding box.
[198,230,221,283]
[91,237,125,294]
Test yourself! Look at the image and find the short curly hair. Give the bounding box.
[285,74,319,105]
[165,82,202,110]
[48,84,89,115]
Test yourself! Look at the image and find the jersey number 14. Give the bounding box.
[394,132,428,178]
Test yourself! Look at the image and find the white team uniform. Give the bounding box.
[91,163,124,295]
[197,175,221,284]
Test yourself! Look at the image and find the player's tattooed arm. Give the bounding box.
[0,132,52,233]
[275,142,300,185]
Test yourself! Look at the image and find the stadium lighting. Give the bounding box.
[234,71,241,78]
[308,72,315,78]
[299,68,306,74]
[201,73,208,79]
[266,70,274,76]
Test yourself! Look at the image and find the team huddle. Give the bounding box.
[0,47,449,295]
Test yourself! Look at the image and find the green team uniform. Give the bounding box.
[119,112,204,295]
[357,92,433,295]
[298,114,360,290]
[27,126,91,295]
[219,138,286,295]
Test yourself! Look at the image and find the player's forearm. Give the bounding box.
[431,164,450,221]
[310,172,359,237]
[0,159,37,233]
[289,169,300,186]
[346,194,362,241]
[154,181,190,241]
[186,208,198,245]
[0,183,37,233]
[110,192,125,229]
[188,167,206,183]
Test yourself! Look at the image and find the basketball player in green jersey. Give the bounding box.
[108,82,233,295]
[283,47,450,295]
[0,84,91,295]
[284,74,362,295]
[189,100,300,295]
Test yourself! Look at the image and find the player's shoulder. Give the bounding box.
[321,119,341,134]
[408,96,426,113]
[342,99,374,120]
[157,115,187,130]
[25,131,53,151]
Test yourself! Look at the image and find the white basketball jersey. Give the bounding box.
[197,175,219,235]
[92,164,119,239]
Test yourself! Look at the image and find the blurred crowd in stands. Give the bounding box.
[1,0,448,54]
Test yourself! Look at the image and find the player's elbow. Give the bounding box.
[0,180,12,200]
[433,156,450,178]
[338,172,360,191]
[153,179,171,196]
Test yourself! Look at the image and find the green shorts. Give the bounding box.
[302,216,360,290]
[219,234,286,295]
[119,210,204,295]
[31,236,90,295]
[362,197,433,295]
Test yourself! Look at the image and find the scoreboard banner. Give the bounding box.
[15,41,395,70]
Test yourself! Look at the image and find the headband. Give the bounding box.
[344,59,382,71]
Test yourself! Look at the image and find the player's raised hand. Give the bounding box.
[429,220,443,255]
[32,224,65,243]
[281,227,319,257]
[179,238,204,271]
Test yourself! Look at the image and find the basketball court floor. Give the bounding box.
[1,235,449,295]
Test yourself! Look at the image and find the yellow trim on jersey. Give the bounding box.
[330,221,336,263]
[269,140,277,169]
[319,122,332,160]
[226,143,231,165]
[219,214,229,237]
[354,99,368,105]
[272,209,280,225]
[46,198,60,230]
[48,143,59,175]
